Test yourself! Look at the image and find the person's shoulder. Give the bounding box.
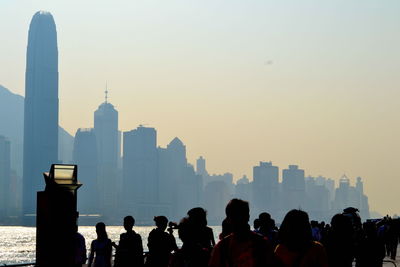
[76,232,85,240]
[214,233,233,249]
[249,230,269,243]
[135,231,142,239]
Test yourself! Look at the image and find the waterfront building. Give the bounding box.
[234,175,251,202]
[73,128,99,214]
[282,165,306,212]
[123,126,160,222]
[23,11,59,221]
[305,176,330,221]
[94,97,119,218]
[0,135,11,220]
[252,161,280,217]
[165,138,202,219]
[204,181,230,224]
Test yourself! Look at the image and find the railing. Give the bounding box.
[383,259,397,267]
[1,263,35,267]
[2,258,396,267]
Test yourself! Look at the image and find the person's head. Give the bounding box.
[154,216,168,231]
[178,217,194,244]
[220,217,233,240]
[187,207,207,226]
[225,199,250,233]
[259,212,273,230]
[253,218,260,230]
[124,216,135,231]
[96,222,108,240]
[311,220,318,228]
[279,209,312,252]
[331,213,353,237]
[363,221,378,239]
[259,212,271,221]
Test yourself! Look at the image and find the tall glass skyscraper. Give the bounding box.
[22,11,59,221]
[94,100,118,218]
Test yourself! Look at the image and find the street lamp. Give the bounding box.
[37,164,83,267]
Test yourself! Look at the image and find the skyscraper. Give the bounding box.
[282,165,306,211]
[0,135,11,221]
[252,161,279,216]
[122,126,159,221]
[73,128,98,214]
[23,11,59,220]
[94,98,119,218]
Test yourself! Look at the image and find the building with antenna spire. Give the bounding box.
[94,87,119,219]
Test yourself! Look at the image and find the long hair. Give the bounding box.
[278,209,312,252]
[96,222,108,240]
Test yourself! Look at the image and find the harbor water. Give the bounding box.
[0,226,222,265]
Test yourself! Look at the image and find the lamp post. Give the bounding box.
[36,164,82,267]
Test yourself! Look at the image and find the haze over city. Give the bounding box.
[1,0,399,216]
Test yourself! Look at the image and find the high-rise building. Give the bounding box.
[282,165,306,211]
[123,126,159,222]
[196,156,208,178]
[252,161,279,216]
[73,128,98,214]
[234,175,251,203]
[23,11,59,221]
[94,98,119,218]
[0,135,11,221]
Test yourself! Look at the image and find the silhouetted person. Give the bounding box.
[219,218,232,240]
[356,221,385,267]
[208,199,274,267]
[311,221,321,242]
[324,214,354,267]
[319,222,327,245]
[253,218,261,234]
[73,225,87,267]
[169,217,209,267]
[88,222,112,267]
[274,209,328,267]
[187,207,216,251]
[146,216,178,267]
[258,212,278,247]
[113,216,143,267]
[385,218,399,260]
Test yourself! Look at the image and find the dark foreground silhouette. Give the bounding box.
[82,199,399,267]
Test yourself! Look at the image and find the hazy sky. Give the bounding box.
[1,0,399,215]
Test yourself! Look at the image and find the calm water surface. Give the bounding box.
[0,226,222,265]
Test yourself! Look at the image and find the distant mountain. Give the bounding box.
[0,84,74,175]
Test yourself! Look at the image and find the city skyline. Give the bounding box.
[0,1,399,215]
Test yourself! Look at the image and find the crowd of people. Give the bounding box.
[79,199,399,267]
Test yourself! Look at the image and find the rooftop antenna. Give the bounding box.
[104,82,109,103]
